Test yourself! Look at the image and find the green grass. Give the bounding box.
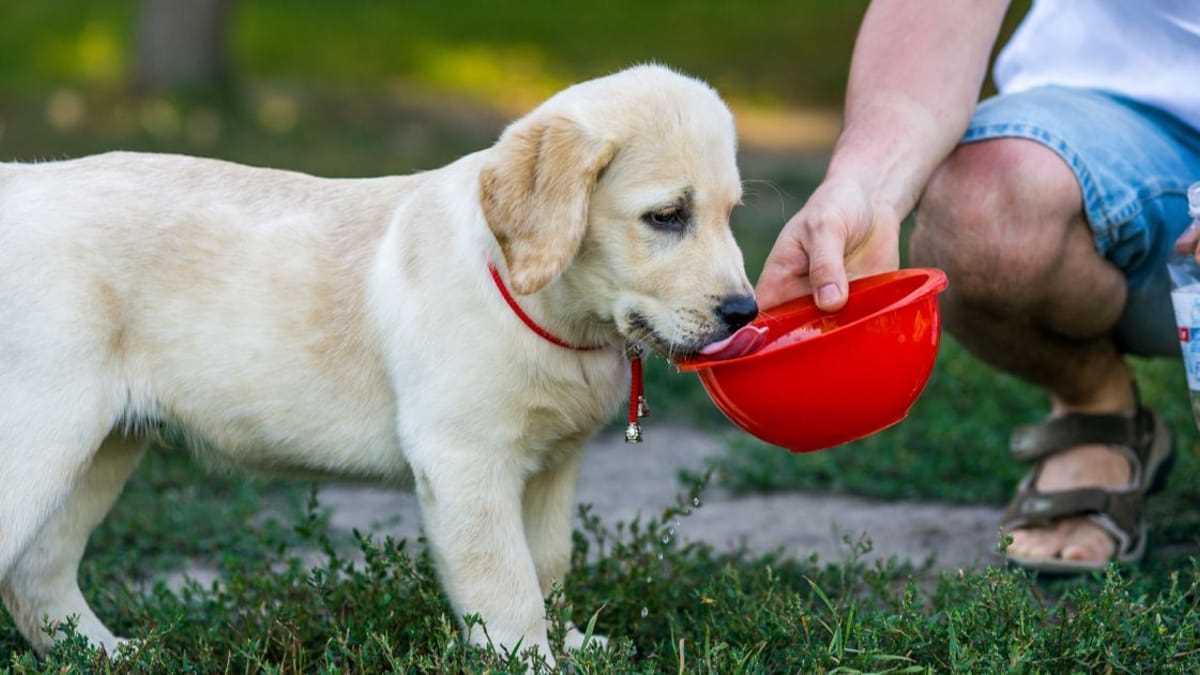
[6,473,1200,672]
[83,448,312,576]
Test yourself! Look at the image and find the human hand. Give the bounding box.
[1176,222,1200,263]
[755,177,901,311]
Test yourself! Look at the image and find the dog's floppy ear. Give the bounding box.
[480,114,615,295]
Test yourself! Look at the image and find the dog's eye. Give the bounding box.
[642,208,689,232]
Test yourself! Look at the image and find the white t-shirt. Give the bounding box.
[994,0,1200,131]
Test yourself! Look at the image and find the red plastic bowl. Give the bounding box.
[678,268,948,453]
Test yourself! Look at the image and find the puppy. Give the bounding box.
[0,64,754,660]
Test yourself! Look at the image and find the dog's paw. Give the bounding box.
[563,622,608,652]
[106,637,143,661]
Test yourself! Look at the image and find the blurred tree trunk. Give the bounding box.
[136,0,234,92]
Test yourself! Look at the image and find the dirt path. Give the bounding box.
[160,425,1005,591]
[316,425,1005,570]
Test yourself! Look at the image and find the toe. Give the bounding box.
[1009,526,1064,560]
[1008,529,1044,557]
[1060,522,1116,562]
[1007,529,1034,556]
[1024,536,1063,560]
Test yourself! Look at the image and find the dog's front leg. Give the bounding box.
[409,444,552,663]
[521,448,605,652]
[521,449,583,600]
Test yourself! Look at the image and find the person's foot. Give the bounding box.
[1006,372,1137,564]
[1006,443,1132,562]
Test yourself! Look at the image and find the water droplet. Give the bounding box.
[640,606,649,618]
[645,575,653,584]
[661,535,671,546]
[657,552,664,561]
[692,496,702,508]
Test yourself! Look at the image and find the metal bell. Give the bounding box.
[624,421,643,443]
[636,395,650,418]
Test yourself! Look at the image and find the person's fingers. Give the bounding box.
[802,223,849,311]
[756,208,856,311]
[756,268,811,311]
[1179,223,1200,264]
[1175,223,1199,255]
[755,236,811,310]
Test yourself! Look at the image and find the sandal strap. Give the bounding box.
[1002,401,1170,562]
[1004,486,1143,540]
[1009,409,1153,463]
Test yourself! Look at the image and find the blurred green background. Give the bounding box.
[0,1,1034,165]
[1,1,867,104]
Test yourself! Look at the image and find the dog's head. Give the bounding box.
[480,65,753,360]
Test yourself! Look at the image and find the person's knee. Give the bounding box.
[912,139,1082,312]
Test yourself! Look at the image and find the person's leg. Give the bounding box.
[911,138,1135,563]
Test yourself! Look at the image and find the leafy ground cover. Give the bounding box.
[6,477,1200,673]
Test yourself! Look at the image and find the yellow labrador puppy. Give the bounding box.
[0,65,754,660]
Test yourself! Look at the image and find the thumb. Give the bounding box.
[804,227,849,311]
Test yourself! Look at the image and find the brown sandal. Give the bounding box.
[1002,405,1174,573]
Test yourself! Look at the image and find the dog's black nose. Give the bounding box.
[716,294,758,331]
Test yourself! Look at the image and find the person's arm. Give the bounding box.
[756,0,1012,310]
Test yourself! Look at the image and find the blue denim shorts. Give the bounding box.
[963,85,1200,357]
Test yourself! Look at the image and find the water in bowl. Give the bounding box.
[763,316,838,351]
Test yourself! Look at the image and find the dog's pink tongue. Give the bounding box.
[699,324,768,359]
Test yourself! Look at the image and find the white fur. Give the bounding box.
[0,65,749,661]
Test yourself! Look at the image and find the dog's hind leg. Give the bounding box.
[1,432,145,655]
[0,370,122,654]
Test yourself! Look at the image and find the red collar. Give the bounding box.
[487,261,601,351]
[487,259,649,442]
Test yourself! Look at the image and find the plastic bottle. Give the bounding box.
[1168,182,1200,430]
